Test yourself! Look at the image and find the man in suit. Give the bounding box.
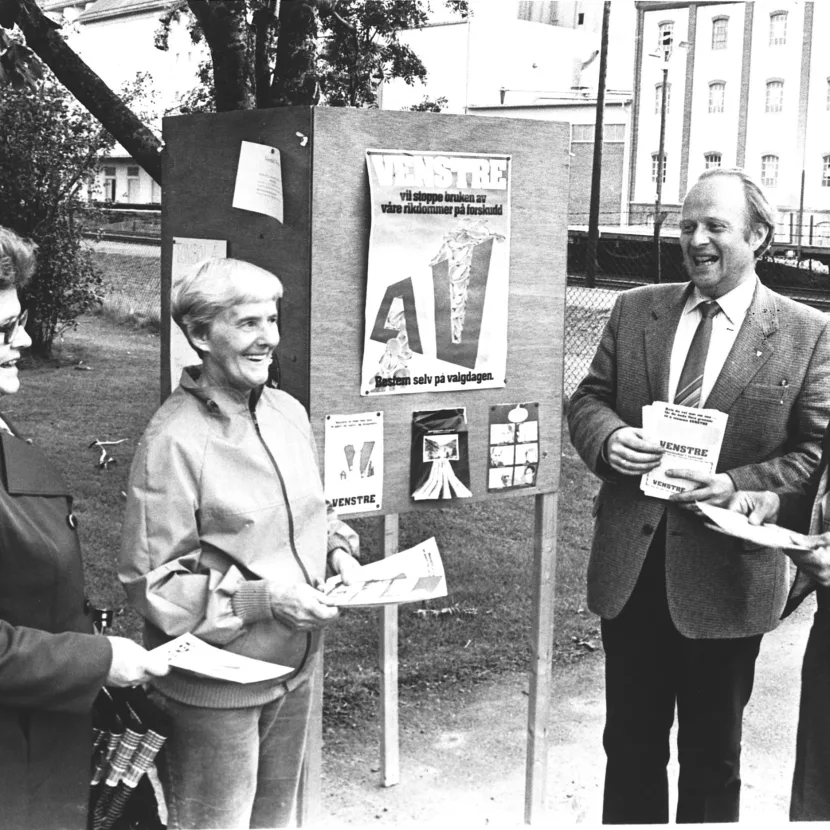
[726,429,830,821]
[568,167,830,824]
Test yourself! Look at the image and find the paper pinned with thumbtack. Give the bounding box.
[232,140,284,223]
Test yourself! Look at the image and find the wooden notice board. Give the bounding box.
[161,107,569,825]
[161,108,567,511]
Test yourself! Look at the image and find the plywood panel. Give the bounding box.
[162,109,314,405]
[308,108,568,515]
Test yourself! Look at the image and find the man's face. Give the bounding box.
[679,176,766,298]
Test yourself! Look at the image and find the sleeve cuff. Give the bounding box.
[231,580,273,624]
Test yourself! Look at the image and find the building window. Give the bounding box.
[765,80,784,113]
[708,82,725,113]
[604,124,625,142]
[127,166,140,202]
[103,166,116,202]
[655,83,671,115]
[712,16,728,50]
[822,156,830,187]
[652,152,667,184]
[769,12,787,46]
[705,152,722,169]
[761,155,779,188]
[657,21,674,55]
[572,124,593,142]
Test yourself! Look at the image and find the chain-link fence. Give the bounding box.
[83,215,830,403]
[92,239,161,326]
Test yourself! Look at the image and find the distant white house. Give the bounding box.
[42,0,205,205]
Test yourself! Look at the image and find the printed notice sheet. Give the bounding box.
[324,537,447,607]
[696,501,811,550]
[151,633,293,684]
[640,402,728,499]
[232,140,284,222]
[324,411,383,514]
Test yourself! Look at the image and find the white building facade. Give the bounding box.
[631,0,830,243]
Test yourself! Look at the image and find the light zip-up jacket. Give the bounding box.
[118,368,358,709]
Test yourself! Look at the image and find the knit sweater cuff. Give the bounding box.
[231,580,273,624]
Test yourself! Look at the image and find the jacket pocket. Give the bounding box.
[740,382,791,405]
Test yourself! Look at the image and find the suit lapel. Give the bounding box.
[704,280,777,412]
[644,284,689,402]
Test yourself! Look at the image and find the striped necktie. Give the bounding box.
[674,300,721,407]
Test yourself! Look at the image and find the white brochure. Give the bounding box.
[151,633,293,684]
[696,501,811,550]
[640,402,728,500]
[324,537,447,607]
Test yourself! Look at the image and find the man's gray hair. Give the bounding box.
[696,167,776,257]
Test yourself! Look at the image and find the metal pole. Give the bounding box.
[797,167,805,262]
[585,1,611,289]
[653,64,668,283]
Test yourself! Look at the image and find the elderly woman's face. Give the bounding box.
[0,287,30,395]
[196,298,280,392]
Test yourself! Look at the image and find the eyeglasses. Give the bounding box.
[0,309,27,345]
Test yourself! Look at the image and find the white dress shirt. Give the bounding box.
[668,276,757,406]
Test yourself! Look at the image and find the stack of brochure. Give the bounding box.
[640,402,728,500]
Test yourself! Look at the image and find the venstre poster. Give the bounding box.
[360,149,511,396]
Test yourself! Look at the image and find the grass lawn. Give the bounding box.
[12,313,601,727]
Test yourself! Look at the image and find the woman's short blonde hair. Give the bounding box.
[172,258,283,351]
[0,226,37,290]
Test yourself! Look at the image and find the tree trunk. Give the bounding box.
[10,0,163,183]
[188,0,256,111]
[271,0,318,106]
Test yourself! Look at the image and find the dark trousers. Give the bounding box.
[791,592,830,821]
[600,525,763,824]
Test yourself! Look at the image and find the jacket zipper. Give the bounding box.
[249,403,313,677]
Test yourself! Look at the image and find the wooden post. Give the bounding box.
[524,491,559,824]
[296,650,324,826]
[379,513,400,786]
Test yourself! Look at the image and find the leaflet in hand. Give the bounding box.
[324,536,447,607]
[150,633,294,684]
[695,501,812,550]
[640,402,728,500]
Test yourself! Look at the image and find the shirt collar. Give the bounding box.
[684,275,757,326]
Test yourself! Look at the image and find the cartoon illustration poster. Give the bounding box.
[324,412,383,515]
[487,402,539,491]
[361,150,511,396]
[410,408,472,501]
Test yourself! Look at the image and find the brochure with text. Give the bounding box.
[324,536,447,607]
[640,402,728,500]
[151,633,294,684]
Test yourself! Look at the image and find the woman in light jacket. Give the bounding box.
[0,226,167,830]
[119,257,361,829]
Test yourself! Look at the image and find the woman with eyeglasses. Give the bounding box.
[0,226,169,830]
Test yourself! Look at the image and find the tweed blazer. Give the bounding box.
[568,279,830,639]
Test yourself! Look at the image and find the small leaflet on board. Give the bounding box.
[170,237,227,381]
[232,140,284,223]
[410,408,472,501]
[324,411,383,515]
[487,402,539,491]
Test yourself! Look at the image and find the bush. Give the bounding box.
[0,78,108,356]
